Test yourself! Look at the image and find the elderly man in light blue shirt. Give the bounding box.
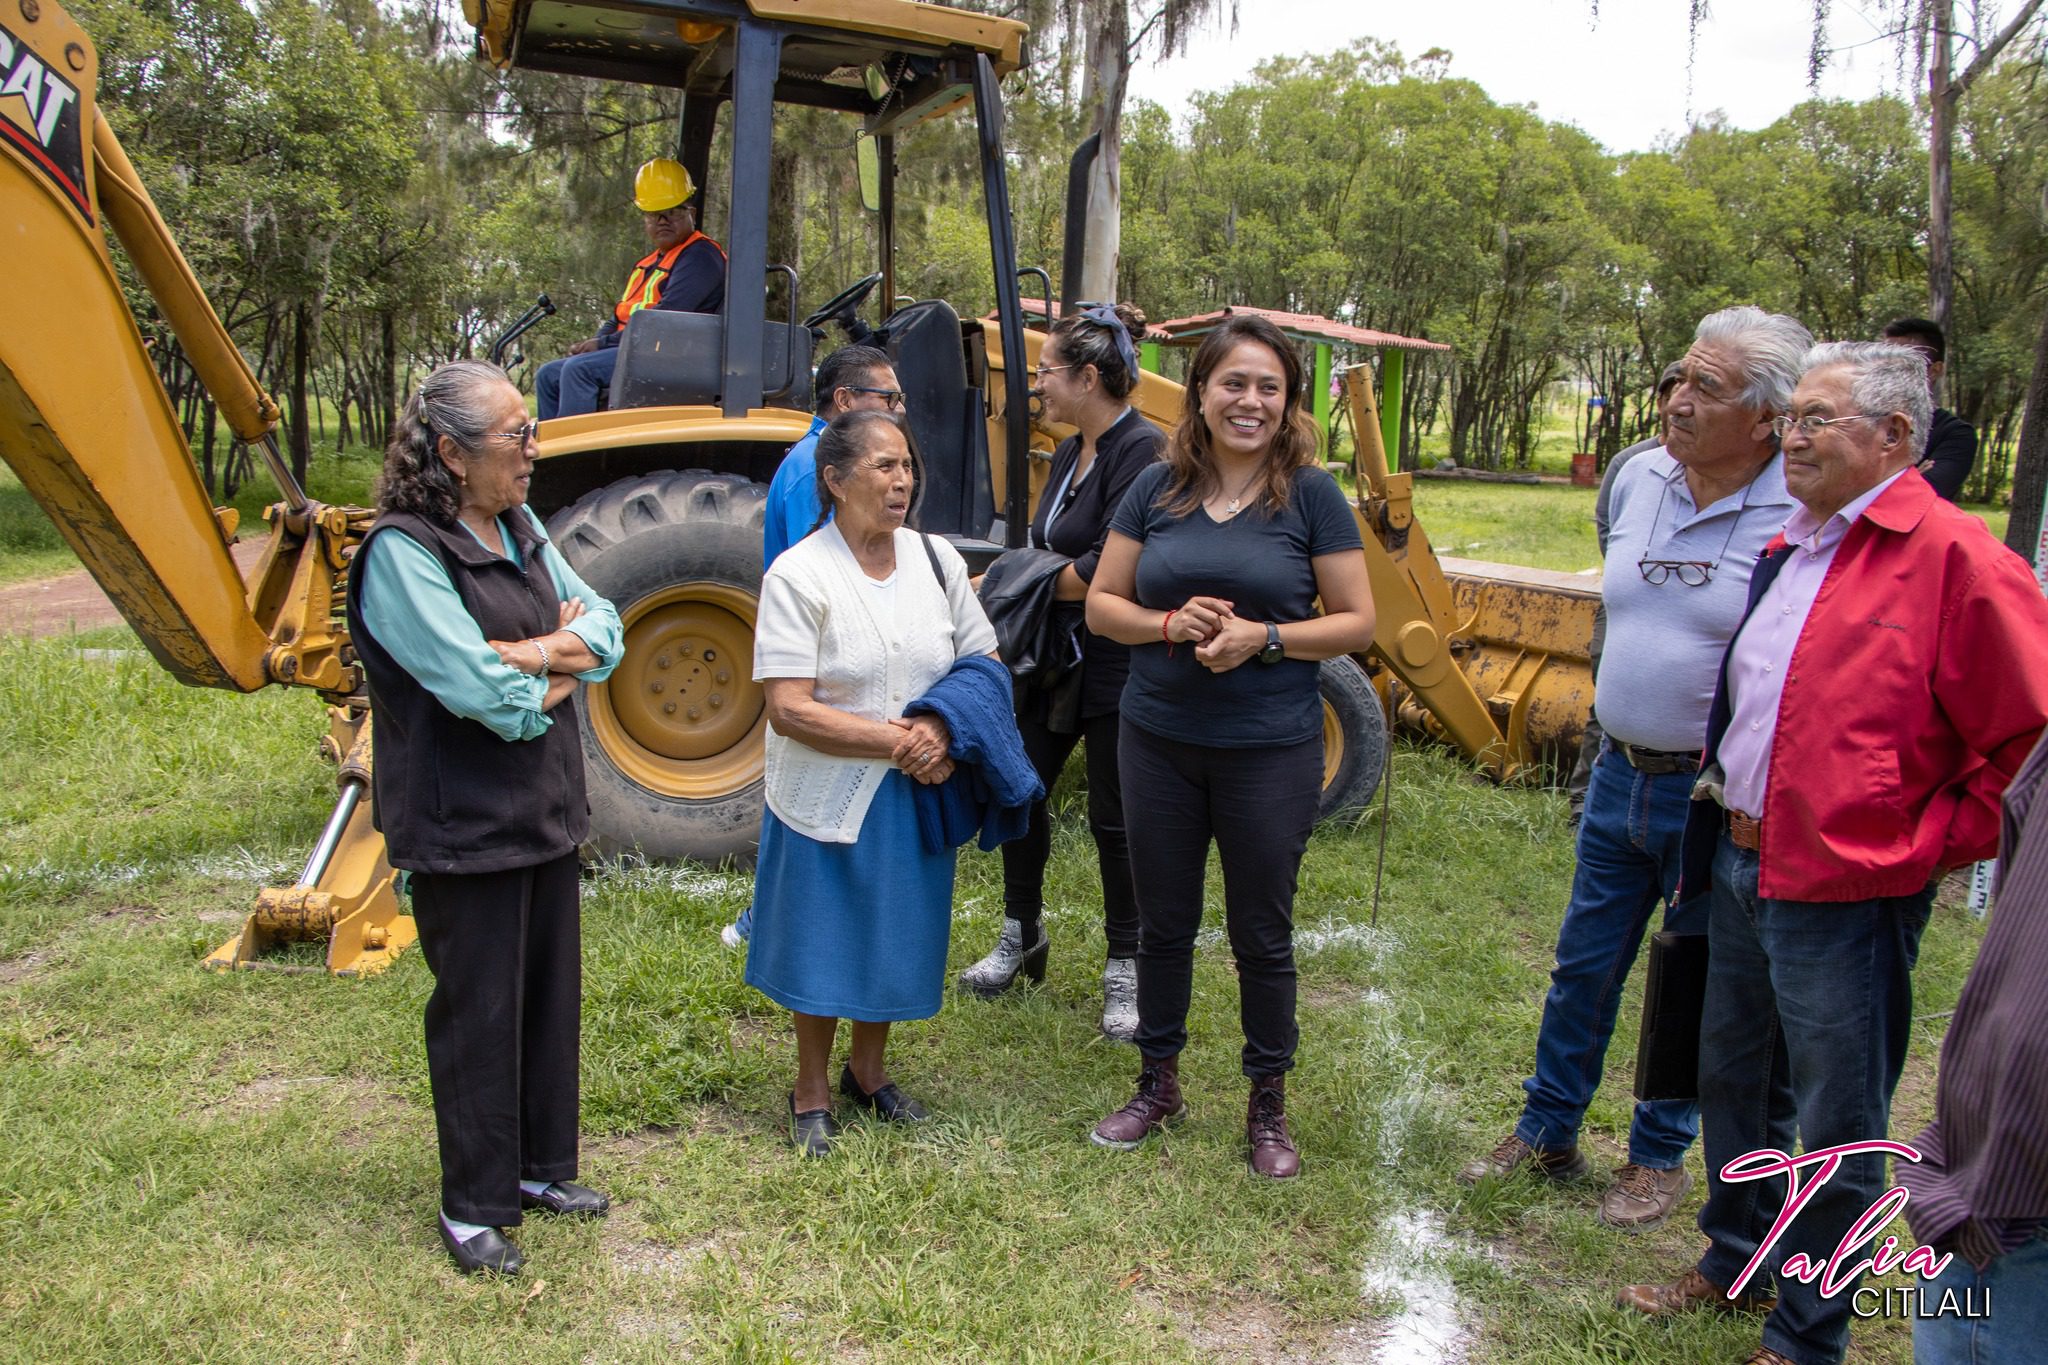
[1460,305,1807,1232]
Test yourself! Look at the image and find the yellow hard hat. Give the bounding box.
[634,158,695,213]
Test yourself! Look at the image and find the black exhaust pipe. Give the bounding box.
[1060,133,1101,313]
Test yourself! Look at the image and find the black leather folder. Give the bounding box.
[1633,931,1710,1103]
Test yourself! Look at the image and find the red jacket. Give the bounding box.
[1681,469,2048,903]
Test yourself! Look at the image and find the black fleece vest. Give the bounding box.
[345,508,589,873]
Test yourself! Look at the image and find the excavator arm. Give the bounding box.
[1,0,409,973]
[1343,368,1595,779]
[2,6,275,687]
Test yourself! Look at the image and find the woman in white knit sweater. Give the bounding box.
[744,411,1000,1156]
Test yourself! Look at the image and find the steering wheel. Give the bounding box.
[801,272,884,333]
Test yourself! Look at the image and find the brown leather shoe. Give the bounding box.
[1615,1267,1776,1316]
[1457,1132,1590,1185]
[1599,1162,1693,1229]
[1091,1055,1185,1150]
[1741,1349,1797,1365]
[1246,1075,1300,1179]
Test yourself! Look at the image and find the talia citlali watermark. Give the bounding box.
[1720,1139,1990,1321]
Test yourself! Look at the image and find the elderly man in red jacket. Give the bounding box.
[1618,340,2048,1365]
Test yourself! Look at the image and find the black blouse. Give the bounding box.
[1028,405,1166,718]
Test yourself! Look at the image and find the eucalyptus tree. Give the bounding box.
[1019,0,1238,302]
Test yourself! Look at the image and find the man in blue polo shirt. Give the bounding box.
[759,345,905,566]
[1457,305,1807,1231]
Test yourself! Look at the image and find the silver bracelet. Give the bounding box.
[531,637,550,675]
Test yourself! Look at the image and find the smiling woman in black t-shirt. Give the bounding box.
[1083,313,1375,1179]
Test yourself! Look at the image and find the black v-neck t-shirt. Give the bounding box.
[1030,406,1166,717]
[1108,462,1362,747]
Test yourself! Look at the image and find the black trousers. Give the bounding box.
[1000,707,1140,958]
[410,850,582,1226]
[1119,720,1323,1078]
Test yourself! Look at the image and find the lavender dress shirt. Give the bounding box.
[1718,469,1911,817]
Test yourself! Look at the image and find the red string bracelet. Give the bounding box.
[1162,609,1178,656]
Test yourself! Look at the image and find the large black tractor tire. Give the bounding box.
[547,470,770,865]
[1317,656,1388,824]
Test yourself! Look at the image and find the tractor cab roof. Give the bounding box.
[465,0,1025,129]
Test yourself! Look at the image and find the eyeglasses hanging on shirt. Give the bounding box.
[1636,472,1753,588]
[1638,559,1719,586]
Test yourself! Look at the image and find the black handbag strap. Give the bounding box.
[919,533,947,590]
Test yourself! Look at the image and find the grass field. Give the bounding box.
[0,393,2015,1362]
[0,630,1977,1363]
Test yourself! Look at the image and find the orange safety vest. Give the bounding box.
[612,232,724,328]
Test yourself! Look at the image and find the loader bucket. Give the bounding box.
[1386,558,1598,777]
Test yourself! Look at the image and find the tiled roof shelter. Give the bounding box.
[993,297,1173,342]
[1152,305,1450,445]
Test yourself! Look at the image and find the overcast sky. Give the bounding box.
[1123,0,2015,153]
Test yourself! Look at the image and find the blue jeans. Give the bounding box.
[1695,834,1934,1365]
[1515,746,1702,1168]
[1913,1227,2048,1364]
[536,349,616,419]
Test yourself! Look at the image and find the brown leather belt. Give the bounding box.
[1617,742,1703,776]
[1728,809,1762,851]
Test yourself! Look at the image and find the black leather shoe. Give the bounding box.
[840,1064,931,1122]
[790,1092,840,1157]
[439,1220,524,1276]
[519,1181,610,1219]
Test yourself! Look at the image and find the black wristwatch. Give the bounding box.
[1258,622,1285,665]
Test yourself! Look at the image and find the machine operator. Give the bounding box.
[536,158,727,420]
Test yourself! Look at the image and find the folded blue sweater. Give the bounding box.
[904,654,1045,853]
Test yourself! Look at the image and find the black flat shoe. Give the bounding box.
[439,1221,524,1276]
[519,1181,610,1219]
[790,1092,840,1157]
[839,1064,931,1122]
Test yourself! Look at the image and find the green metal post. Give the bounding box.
[1141,340,1159,375]
[1312,341,1332,435]
[1379,348,1405,469]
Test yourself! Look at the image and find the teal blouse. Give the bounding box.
[357,506,623,742]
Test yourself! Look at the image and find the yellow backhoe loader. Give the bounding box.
[0,0,1594,977]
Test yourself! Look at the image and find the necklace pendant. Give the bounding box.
[1226,498,1240,514]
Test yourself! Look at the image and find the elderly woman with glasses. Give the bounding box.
[345,360,624,1277]
[957,302,1164,1040]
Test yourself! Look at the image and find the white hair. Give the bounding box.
[415,359,513,451]
[1802,341,1931,451]
[1692,306,1814,413]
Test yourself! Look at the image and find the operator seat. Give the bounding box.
[608,311,812,410]
[881,300,996,542]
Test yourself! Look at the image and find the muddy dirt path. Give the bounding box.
[0,540,268,640]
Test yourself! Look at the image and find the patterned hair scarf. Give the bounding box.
[1075,301,1140,378]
